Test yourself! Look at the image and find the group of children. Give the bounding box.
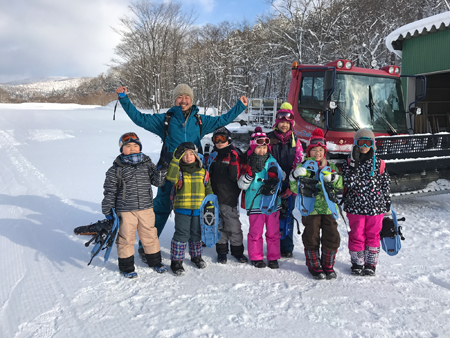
[101,103,391,279]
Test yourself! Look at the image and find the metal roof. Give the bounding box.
[385,11,450,57]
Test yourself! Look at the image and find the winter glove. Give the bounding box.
[230,151,238,163]
[291,166,307,180]
[173,146,186,160]
[322,171,339,183]
[349,146,360,169]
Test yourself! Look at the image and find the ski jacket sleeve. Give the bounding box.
[380,166,391,209]
[292,138,304,171]
[199,100,247,137]
[228,150,240,182]
[119,96,165,139]
[102,165,119,216]
[166,156,181,185]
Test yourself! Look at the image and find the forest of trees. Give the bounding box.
[1,0,448,108]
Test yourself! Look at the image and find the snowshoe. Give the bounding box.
[259,161,283,215]
[217,254,227,264]
[200,195,221,248]
[380,208,405,256]
[251,260,266,268]
[363,265,376,276]
[308,267,326,280]
[74,218,113,236]
[295,160,320,216]
[351,264,364,276]
[171,260,185,276]
[191,256,207,269]
[232,254,248,263]
[268,260,279,269]
[122,271,138,279]
[153,263,168,274]
[319,166,339,220]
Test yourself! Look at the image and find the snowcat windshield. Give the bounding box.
[298,71,407,133]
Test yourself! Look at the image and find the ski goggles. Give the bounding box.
[119,132,140,147]
[276,111,294,121]
[213,134,228,144]
[250,137,270,146]
[309,138,327,147]
[355,138,374,148]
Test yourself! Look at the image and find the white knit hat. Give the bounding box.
[173,84,194,104]
[354,128,377,151]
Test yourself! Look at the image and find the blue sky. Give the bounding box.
[0,0,272,84]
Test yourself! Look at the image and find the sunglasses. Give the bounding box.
[356,138,374,147]
[309,138,327,146]
[276,111,294,121]
[213,135,228,143]
[250,137,270,146]
[119,132,139,146]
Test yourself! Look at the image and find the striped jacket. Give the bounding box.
[166,157,213,210]
[102,154,166,215]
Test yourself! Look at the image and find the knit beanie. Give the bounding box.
[273,102,295,130]
[173,84,194,104]
[212,126,232,143]
[353,128,377,151]
[353,128,377,176]
[119,132,142,153]
[247,126,269,156]
[306,128,327,157]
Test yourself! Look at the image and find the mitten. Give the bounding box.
[292,166,307,179]
[323,171,339,183]
[173,146,186,160]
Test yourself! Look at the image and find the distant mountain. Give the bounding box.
[3,76,71,85]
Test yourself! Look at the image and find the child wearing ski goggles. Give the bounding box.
[118,132,140,149]
[355,138,374,148]
[276,111,294,121]
[213,134,228,144]
[250,137,270,146]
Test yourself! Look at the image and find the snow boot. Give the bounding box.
[268,260,279,269]
[231,244,248,263]
[171,260,185,276]
[153,263,168,274]
[122,271,138,279]
[305,249,325,279]
[322,249,337,280]
[191,255,207,269]
[138,247,147,263]
[363,264,376,276]
[351,264,364,276]
[118,255,135,275]
[252,260,266,268]
[281,251,293,258]
[365,246,380,271]
[217,254,228,264]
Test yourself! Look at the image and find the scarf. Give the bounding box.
[214,144,232,159]
[179,160,201,174]
[248,153,270,174]
[273,129,293,144]
[120,152,144,165]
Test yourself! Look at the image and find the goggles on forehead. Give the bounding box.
[250,137,270,146]
[276,111,294,121]
[213,134,228,143]
[309,138,327,147]
[356,138,374,148]
[119,132,139,147]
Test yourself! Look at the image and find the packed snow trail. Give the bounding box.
[1,103,450,338]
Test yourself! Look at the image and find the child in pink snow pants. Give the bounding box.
[342,128,391,277]
[238,127,282,269]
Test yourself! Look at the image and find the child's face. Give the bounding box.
[277,121,290,133]
[215,140,229,149]
[253,145,268,155]
[310,146,325,162]
[359,146,370,154]
[182,150,196,164]
[122,142,141,155]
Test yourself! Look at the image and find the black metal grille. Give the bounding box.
[376,134,450,160]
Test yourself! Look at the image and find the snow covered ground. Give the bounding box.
[1,102,450,338]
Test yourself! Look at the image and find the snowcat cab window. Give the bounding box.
[298,72,326,128]
[329,73,407,133]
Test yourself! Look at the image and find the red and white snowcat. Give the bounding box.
[287,59,450,197]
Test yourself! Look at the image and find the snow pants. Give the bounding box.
[138,180,173,250]
[301,214,340,251]
[347,213,384,251]
[248,211,280,261]
[171,212,202,261]
[217,204,243,247]
[116,208,159,258]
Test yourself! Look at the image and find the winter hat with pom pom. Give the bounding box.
[306,128,327,157]
[247,126,269,156]
[273,102,295,130]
